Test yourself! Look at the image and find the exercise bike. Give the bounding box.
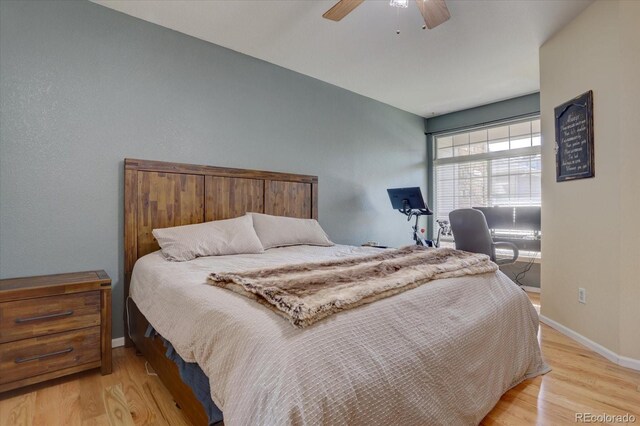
[387,187,434,247]
[387,187,453,248]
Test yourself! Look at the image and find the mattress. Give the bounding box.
[130,245,549,426]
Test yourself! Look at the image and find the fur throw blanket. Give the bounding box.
[208,246,498,328]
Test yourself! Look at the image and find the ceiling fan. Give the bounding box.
[323,0,450,30]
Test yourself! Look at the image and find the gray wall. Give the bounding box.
[499,262,540,289]
[424,93,540,135]
[0,0,427,339]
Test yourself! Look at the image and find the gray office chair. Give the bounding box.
[448,208,519,265]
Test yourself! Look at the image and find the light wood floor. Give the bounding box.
[1,292,639,426]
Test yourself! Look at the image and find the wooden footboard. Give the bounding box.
[128,299,208,426]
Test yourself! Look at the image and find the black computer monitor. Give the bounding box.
[473,206,541,231]
[387,187,431,214]
[473,206,514,229]
[514,206,541,231]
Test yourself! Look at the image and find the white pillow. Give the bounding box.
[248,213,334,249]
[152,215,264,261]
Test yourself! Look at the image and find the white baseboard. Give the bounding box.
[521,285,540,293]
[539,315,640,371]
[112,337,125,348]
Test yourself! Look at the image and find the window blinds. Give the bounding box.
[433,118,541,223]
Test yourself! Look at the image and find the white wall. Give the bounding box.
[540,0,640,360]
[618,0,640,359]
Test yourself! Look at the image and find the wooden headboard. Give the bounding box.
[123,158,318,343]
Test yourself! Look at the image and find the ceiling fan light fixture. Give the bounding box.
[323,0,450,29]
[389,0,409,8]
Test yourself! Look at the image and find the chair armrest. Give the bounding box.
[493,241,520,265]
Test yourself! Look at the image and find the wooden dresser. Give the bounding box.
[0,271,112,393]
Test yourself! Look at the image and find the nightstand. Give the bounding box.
[0,270,112,393]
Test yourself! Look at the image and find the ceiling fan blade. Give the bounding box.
[323,0,365,21]
[415,0,450,29]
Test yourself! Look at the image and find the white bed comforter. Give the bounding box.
[130,245,549,426]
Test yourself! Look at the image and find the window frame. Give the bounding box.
[432,116,542,227]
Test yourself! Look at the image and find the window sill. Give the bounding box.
[439,241,541,263]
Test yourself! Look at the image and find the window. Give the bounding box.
[433,118,541,225]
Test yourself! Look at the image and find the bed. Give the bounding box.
[123,159,549,426]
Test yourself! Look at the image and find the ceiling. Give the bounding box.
[93,0,592,118]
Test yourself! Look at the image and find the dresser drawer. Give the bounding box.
[0,327,101,385]
[0,292,100,343]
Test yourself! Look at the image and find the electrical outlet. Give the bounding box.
[578,288,586,304]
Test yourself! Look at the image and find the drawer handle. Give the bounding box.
[14,310,74,324]
[15,347,74,364]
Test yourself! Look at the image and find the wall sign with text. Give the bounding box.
[554,90,594,182]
